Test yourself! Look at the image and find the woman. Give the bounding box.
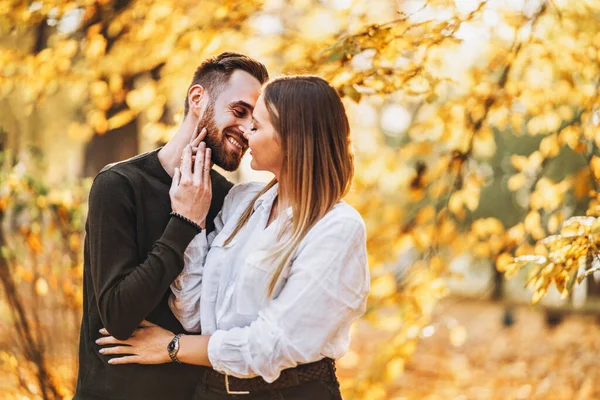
[97,76,370,399]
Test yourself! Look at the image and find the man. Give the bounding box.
[74,52,269,400]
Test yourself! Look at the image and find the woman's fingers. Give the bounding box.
[191,127,207,148]
[180,145,193,183]
[193,142,206,185]
[204,147,211,184]
[100,345,133,356]
[108,355,143,365]
[169,168,180,196]
[173,167,181,186]
[96,335,129,346]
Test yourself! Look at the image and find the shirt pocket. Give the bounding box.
[203,232,238,304]
[234,250,290,316]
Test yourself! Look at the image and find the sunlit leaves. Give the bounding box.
[370,274,397,299]
[304,0,600,395]
[1,0,264,151]
[2,0,600,398]
[125,82,157,111]
[0,151,89,397]
[503,216,600,304]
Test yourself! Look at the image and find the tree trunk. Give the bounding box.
[83,118,139,177]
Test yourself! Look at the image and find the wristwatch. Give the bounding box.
[167,333,184,363]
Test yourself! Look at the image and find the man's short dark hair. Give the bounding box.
[183,52,269,116]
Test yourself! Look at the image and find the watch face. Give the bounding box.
[167,341,175,352]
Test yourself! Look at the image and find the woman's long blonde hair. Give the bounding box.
[224,76,354,298]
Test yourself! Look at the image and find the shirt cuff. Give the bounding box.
[190,229,209,253]
[160,216,202,255]
[207,330,228,374]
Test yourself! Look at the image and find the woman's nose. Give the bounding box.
[241,125,251,140]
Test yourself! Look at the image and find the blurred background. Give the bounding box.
[2,0,600,398]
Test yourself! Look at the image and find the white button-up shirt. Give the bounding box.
[169,182,370,382]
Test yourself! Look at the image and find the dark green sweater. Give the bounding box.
[74,149,233,400]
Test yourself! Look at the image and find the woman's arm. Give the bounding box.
[168,193,229,332]
[95,320,213,366]
[168,231,211,332]
[99,212,369,382]
[168,182,261,332]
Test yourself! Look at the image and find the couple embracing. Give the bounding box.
[74,52,370,400]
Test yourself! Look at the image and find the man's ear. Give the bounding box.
[188,84,209,119]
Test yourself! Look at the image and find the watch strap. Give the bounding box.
[168,333,184,363]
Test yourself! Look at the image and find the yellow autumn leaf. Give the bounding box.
[539,133,560,158]
[496,252,514,272]
[385,357,405,381]
[511,154,529,171]
[472,128,496,159]
[107,110,136,130]
[126,84,157,111]
[369,274,396,299]
[85,35,107,60]
[524,211,542,235]
[543,111,562,132]
[559,125,581,149]
[449,325,467,347]
[531,286,548,305]
[448,191,464,215]
[109,74,124,93]
[86,110,108,134]
[591,156,600,179]
[507,173,526,191]
[35,277,49,296]
[547,213,562,233]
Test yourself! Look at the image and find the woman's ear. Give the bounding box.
[187,85,209,119]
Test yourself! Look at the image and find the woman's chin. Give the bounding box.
[250,159,260,171]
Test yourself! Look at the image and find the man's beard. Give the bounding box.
[197,102,245,172]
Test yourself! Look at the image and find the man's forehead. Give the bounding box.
[218,70,262,108]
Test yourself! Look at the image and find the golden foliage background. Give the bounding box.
[2,0,600,398]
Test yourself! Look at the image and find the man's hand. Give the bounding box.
[170,134,212,229]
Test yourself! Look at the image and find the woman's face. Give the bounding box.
[244,95,283,177]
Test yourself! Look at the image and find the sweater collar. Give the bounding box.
[150,147,173,185]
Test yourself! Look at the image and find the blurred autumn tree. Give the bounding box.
[1,0,600,399]
[300,0,600,397]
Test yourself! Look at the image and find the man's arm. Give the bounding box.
[88,170,199,340]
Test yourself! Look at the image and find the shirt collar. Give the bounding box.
[253,182,279,211]
[252,182,293,219]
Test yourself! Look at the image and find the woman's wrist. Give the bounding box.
[177,334,212,366]
[167,333,184,363]
[170,211,203,232]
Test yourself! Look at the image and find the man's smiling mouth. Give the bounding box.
[226,135,246,151]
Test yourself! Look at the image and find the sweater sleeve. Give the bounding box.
[88,169,199,340]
